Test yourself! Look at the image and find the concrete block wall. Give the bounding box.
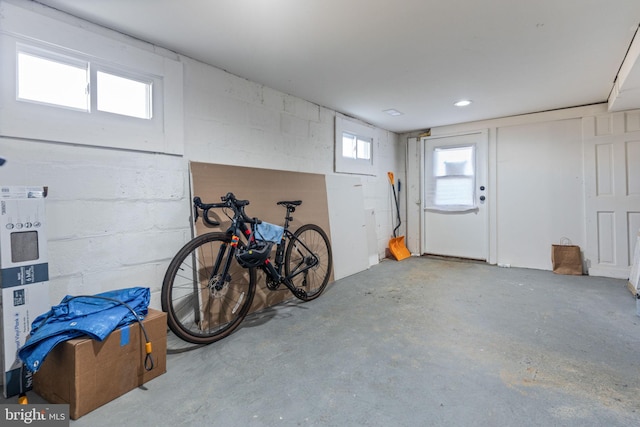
[182,55,403,262]
[0,1,403,310]
[185,57,337,174]
[0,137,190,308]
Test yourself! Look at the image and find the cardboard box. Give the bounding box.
[33,308,167,419]
[0,281,49,397]
[0,185,50,398]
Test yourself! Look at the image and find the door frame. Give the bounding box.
[419,129,493,262]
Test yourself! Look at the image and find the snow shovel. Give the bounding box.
[388,172,411,261]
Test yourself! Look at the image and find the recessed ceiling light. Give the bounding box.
[454,100,472,107]
[383,108,403,116]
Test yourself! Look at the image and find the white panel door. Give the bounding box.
[421,131,488,260]
[583,111,640,278]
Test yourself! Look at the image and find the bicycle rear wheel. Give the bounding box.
[161,232,256,344]
[284,224,332,301]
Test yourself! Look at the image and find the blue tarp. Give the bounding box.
[18,287,150,373]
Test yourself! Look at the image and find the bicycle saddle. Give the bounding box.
[277,200,302,206]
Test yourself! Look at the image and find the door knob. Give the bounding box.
[479,195,486,201]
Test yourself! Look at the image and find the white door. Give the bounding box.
[583,111,640,278]
[421,131,488,260]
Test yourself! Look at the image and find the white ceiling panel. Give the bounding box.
[34,0,640,132]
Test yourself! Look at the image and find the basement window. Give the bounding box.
[0,0,184,155]
[17,48,154,120]
[342,132,372,161]
[335,114,376,175]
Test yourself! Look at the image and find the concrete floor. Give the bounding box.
[6,256,640,426]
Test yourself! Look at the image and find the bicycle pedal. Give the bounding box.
[266,279,280,290]
[294,288,307,299]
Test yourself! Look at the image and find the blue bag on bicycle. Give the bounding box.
[235,222,283,268]
[255,222,284,243]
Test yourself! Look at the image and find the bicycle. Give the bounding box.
[161,192,333,344]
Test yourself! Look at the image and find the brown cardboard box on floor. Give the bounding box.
[33,308,167,420]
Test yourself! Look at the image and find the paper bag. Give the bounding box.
[551,241,582,275]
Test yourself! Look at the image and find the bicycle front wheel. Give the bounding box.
[284,224,333,301]
[161,232,256,344]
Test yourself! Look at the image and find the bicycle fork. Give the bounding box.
[207,241,234,293]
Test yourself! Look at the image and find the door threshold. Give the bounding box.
[421,253,487,264]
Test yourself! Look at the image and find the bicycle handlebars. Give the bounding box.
[193,193,261,226]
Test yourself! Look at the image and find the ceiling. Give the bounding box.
[34,0,640,133]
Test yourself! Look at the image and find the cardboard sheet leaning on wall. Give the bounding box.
[189,162,333,313]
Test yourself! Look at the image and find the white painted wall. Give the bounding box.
[0,0,402,310]
[495,119,584,270]
[403,104,628,272]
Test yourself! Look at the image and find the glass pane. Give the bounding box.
[435,177,474,206]
[434,146,474,176]
[18,52,89,111]
[97,71,152,119]
[342,133,357,159]
[427,144,476,209]
[356,138,371,160]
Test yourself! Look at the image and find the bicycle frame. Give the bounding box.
[279,229,320,280]
[238,222,319,299]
